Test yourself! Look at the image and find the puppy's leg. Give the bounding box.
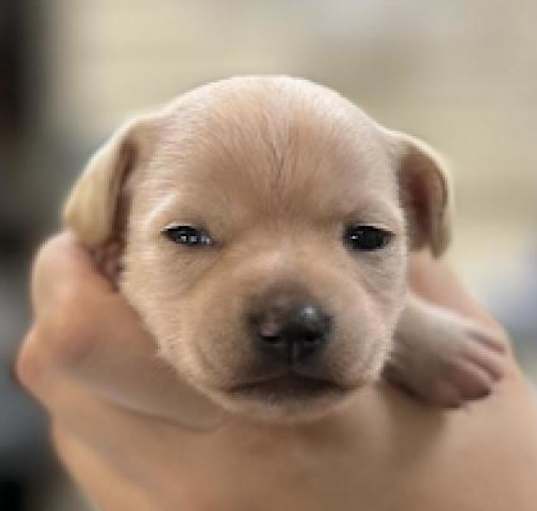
[385,294,508,407]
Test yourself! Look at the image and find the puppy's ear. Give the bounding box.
[391,132,453,257]
[63,114,158,247]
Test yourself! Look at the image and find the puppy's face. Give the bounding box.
[64,77,450,422]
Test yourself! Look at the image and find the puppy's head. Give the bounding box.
[64,76,451,422]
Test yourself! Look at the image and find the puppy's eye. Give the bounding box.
[344,225,393,251]
[162,225,213,247]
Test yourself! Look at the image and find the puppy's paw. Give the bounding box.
[385,310,508,408]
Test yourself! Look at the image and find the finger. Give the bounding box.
[18,318,225,431]
[31,231,114,319]
[19,234,226,430]
[51,425,156,511]
[66,292,226,429]
[48,383,204,508]
[45,382,195,484]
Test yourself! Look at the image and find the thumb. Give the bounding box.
[31,231,115,319]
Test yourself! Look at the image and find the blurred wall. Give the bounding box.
[41,0,536,285]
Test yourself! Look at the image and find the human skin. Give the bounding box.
[17,233,537,510]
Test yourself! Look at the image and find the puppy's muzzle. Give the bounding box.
[248,291,332,366]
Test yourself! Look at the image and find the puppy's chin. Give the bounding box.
[201,376,367,424]
[177,340,390,424]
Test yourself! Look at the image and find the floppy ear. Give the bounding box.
[63,115,158,247]
[391,132,453,257]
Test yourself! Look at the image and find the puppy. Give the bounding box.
[63,76,506,422]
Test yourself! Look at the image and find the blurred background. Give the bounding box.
[1,0,536,508]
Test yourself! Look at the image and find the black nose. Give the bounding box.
[251,302,331,365]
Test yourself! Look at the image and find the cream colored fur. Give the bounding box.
[63,76,505,419]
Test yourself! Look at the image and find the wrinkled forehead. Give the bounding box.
[143,84,399,226]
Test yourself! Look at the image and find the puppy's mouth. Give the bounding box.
[229,372,346,402]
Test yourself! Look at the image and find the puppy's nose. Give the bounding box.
[250,302,331,365]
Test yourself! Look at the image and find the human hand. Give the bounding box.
[16,232,231,508]
[15,235,525,511]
